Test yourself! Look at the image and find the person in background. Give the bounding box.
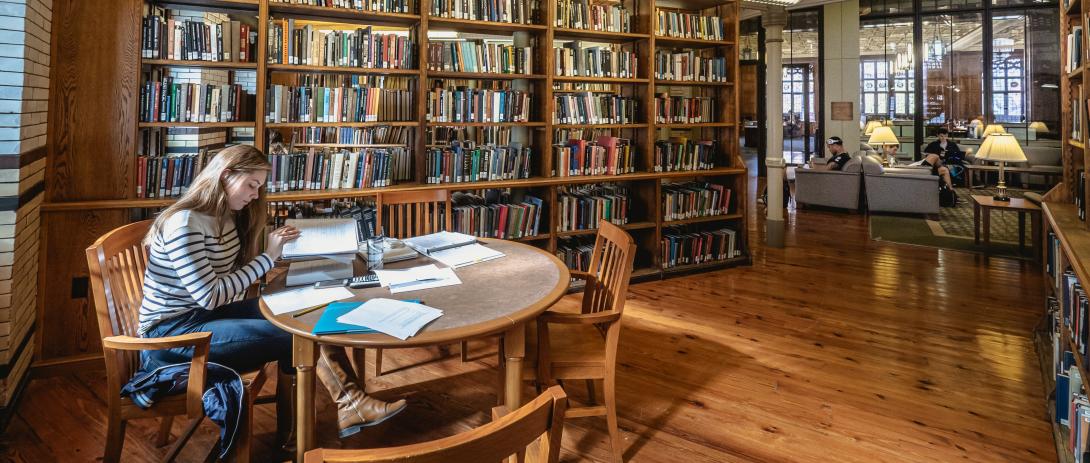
[923,128,963,163]
[921,151,955,190]
[821,136,852,171]
[138,145,407,439]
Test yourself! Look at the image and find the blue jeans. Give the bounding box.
[141,298,293,374]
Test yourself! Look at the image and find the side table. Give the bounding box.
[971,194,1042,262]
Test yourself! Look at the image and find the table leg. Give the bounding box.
[968,169,974,188]
[1018,212,1026,253]
[973,202,980,245]
[983,208,991,250]
[294,336,317,463]
[1034,211,1043,263]
[503,324,526,409]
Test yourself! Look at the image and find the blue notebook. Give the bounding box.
[312,300,420,335]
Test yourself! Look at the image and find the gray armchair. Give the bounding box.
[795,154,863,210]
[862,155,940,215]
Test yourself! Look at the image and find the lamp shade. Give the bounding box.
[1029,121,1050,132]
[981,124,1006,138]
[867,126,898,146]
[975,133,1027,163]
[863,121,883,136]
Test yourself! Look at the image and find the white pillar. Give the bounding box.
[764,8,787,248]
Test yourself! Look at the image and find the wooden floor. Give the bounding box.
[0,166,1056,462]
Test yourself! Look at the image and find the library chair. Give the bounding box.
[369,189,473,376]
[304,385,568,463]
[536,220,636,463]
[86,220,287,463]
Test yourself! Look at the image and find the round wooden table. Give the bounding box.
[259,239,570,461]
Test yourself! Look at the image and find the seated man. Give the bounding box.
[821,136,851,171]
[923,127,964,164]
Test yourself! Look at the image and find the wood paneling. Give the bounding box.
[740,63,758,120]
[47,0,141,202]
[36,210,128,361]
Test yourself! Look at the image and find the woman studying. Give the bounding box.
[138,145,406,438]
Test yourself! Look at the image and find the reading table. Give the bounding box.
[259,238,570,461]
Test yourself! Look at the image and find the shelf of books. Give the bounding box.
[46,0,746,281]
[1063,0,1088,214]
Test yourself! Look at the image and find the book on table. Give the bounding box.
[282,218,360,259]
[402,231,478,255]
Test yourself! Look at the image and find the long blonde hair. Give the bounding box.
[146,145,271,267]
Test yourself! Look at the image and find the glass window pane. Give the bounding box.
[922,13,983,130]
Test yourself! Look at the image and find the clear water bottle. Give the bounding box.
[366,229,385,270]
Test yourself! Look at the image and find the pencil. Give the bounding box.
[291,303,328,318]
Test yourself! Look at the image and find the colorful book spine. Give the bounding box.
[660,226,738,268]
[430,0,539,24]
[556,184,629,232]
[267,21,416,69]
[269,0,415,14]
[553,92,638,125]
[661,182,731,221]
[427,41,533,75]
[426,88,531,123]
[424,143,532,184]
[555,0,632,32]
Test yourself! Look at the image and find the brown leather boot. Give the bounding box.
[317,345,407,438]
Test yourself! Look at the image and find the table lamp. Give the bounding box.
[974,133,1026,201]
[868,126,899,166]
[981,124,1006,138]
[863,120,883,136]
[1029,121,1049,141]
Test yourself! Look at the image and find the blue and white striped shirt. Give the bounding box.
[139,210,273,335]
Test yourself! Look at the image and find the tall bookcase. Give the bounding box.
[45,0,746,280]
[1040,1,1090,461]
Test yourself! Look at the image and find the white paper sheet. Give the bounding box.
[261,286,354,315]
[427,243,505,268]
[282,218,359,259]
[336,298,443,340]
[387,267,461,294]
[373,264,444,287]
[285,259,353,287]
[402,231,477,254]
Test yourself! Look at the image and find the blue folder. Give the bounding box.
[312,300,420,335]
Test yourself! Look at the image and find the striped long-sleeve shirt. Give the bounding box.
[139,210,273,335]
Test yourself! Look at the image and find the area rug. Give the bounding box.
[869,188,1038,259]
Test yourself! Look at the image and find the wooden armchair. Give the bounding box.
[304,385,568,463]
[86,220,279,462]
[369,190,469,376]
[537,220,635,463]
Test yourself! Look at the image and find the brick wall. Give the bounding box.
[0,0,49,417]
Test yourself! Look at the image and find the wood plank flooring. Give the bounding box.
[0,167,1055,462]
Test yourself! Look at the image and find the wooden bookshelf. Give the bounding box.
[43,0,747,286]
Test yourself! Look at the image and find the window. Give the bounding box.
[861,60,915,117]
[921,13,984,128]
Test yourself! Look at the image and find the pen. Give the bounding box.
[291,303,328,318]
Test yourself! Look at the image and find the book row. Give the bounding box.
[552,136,637,177]
[554,43,637,78]
[140,79,254,123]
[266,84,414,123]
[136,153,211,199]
[267,198,378,231]
[553,92,639,125]
[556,236,594,271]
[1049,294,1090,460]
[654,51,728,82]
[426,42,533,75]
[451,190,544,239]
[660,226,739,269]
[290,125,413,145]
[270,0,415,14]
[556,0,632,33]
[424,143,533,184]
[430,0,540,24]
[1068,26,1084,74]
[428,125,514,146]
[267,148,413,191]
[425,88,532,123]
[653,138,719,172]
[1062,269,1090,370]
[655,10,727,41]
[267,21,416,69]
[662,182,731,221]
[557,184,629,232]
[142,7,256,63]
[654,95,718,124]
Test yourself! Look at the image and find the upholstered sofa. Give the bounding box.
[861,155,940,215]
[794,154,864,210]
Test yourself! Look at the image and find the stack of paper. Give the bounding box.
[427,243,505,268]
[261,286,355,315]
[337,298,443,340]
[285,259,353,286]
[282,218,359,259]
[403,231,477,255]
[373,264,462,293]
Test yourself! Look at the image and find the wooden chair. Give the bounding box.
[86,220,281,462]
[369,190,469,376]
[304,385,568,463]
[536,220,636,463]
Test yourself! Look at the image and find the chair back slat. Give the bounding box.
[86,220,154,383]
[582,221,636,316]
[305,386,567,463]
[377,190,451,239]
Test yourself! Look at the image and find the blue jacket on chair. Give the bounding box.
[119,362,244,459]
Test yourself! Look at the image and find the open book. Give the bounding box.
[402,231,478,255]
[282,218,359,259]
